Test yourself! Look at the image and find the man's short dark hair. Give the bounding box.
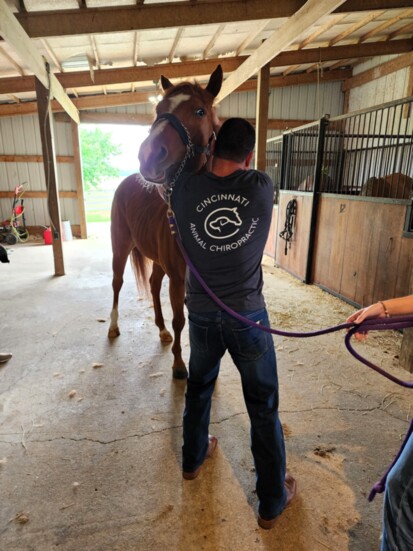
[214,118,255,163]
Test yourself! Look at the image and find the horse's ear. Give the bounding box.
[161,75,173,91]
[206,65,223,98]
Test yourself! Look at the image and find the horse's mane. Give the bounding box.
[162,81,205,99]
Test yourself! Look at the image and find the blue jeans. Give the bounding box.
[381,432,413,551]
[182,308,287,519]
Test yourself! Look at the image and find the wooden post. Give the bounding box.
[71,120,87,238]
[35,76,65,276]
[255,61,270,171]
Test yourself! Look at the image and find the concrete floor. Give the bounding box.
[0,225,411,551]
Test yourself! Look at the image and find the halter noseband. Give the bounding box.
[152,112,216,191]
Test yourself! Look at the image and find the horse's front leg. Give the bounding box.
[150,263,173,344]
[168,277,187,379]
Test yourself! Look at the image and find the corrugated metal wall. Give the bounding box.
[218,81,344,140]
[348,54,411,112]
[0,114,79,227]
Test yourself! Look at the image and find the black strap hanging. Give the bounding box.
[279,199,297,255]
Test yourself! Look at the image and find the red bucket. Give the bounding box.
[43,227,52,245]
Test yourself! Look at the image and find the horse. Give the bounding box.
[108,65,223,379]
[360,172,413,199]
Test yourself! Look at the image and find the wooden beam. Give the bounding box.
[0,44,25,75]
[255,62,270,171]
[77,112,153,125]
[358,7,413,43]
[203,24,225,59]
[59,111,314,130]
[0,154,74,163]
[210,117,315,130]
[0,69,352,118]
[298,13,347,49]
[0,190,77,198]
[0,40,410,96]
[9,0,413,39]
[329,11,384,46]
[35,76,65,276]
[342,51,413,91]
[236,21,269,56]
[169,28,184,63]
[216,0,347,103]
[403,64,413,118]
[71,120,87,239]
[0,0,79,123]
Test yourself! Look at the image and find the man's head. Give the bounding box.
[214,118,255,164]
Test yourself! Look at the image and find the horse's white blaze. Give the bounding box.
[151,119,167,139]
[167,93,190,113]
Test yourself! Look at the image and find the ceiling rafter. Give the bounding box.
[0,0,411,107]
[169,27,184,63]
[329,10,385,46]
[283,13,347,76]
[386,19,413,40]
[133,31,140,65]
[236,21,269,56]
[0,45,25,76]
[203,24,225,59]
[0,38,411,97]
[40,38,62,72]
[299,13,347,49]
[358,7,413,42]
[216,0,348,103]
[90,35,100,69]
[305,9,412,74]
[7,1,413,40]
[0,0,79,123]
[0,67,352,118]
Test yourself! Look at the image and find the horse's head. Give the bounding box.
[138,65,223,186]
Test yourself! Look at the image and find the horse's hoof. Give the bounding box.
[108,327,120,339]
[173,367,188,380]
[159,329,173,343]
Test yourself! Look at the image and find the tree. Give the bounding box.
[79,127,122,191]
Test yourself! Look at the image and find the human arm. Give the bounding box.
[346,295,413,340]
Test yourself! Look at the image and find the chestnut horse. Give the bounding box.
[108,65,223,379]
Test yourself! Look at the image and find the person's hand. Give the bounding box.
[346,302,386,341]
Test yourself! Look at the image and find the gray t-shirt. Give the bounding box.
[171,168,274,313]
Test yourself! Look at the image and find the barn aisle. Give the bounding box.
[0,232,410,551]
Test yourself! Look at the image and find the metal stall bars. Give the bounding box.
[265,135,284,204]
[323,96,413,200]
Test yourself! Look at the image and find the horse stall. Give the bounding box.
[266,96,413,369]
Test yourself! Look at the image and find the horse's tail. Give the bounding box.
[130,247,151,298]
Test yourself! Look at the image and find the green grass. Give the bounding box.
[86,210,111,223]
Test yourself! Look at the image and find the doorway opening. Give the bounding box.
[79,123,150,239]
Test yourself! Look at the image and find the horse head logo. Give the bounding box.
[205,207,243,239]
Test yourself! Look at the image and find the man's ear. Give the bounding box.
[245,151,254,168]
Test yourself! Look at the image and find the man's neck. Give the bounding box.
[211,157,247,177]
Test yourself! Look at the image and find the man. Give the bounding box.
[171,117,296,529]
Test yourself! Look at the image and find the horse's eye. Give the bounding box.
[196,108,205,117]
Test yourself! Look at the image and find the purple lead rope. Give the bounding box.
[168,211,413,500]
